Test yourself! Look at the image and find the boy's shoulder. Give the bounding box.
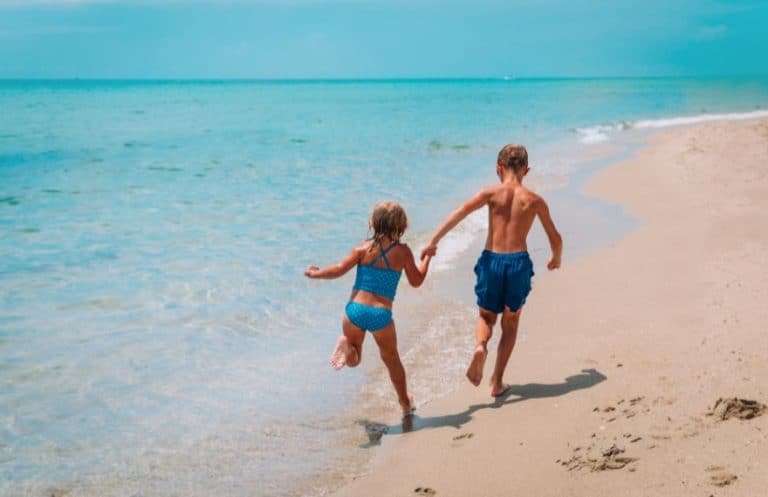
[510,182,544,201]
[520,184,543,200]
[485,183,544,201]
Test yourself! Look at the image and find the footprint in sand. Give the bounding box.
[414,487,436,496]
[708,398,767,421]
[649,424,672,441]
[358,421,389,442]
[706,465,738,487]
[650,432,671,441]
[452,432,474,441]
[681,416,705,438]
[558,444,637,472]
[652,395,676,406]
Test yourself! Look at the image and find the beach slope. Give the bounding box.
[331,118,768,497]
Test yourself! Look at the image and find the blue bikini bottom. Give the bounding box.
[345,301,392,332]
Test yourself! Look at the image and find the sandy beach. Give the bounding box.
[330,118,768,497]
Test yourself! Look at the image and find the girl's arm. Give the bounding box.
[402,244,432,288]
[304,247,360,279]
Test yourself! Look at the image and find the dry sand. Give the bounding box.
[330,118,768,497]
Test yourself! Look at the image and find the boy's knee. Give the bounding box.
[502,310,520,322]
[501,310,520,325]
[479,308,497,325]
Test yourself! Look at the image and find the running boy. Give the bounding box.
[420,144,562,396]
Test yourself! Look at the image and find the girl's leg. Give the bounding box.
[331,316,365,370]
[370,321,413,414]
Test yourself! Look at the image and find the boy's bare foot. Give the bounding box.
[401,394,415,416]
[491,383,511,397]
[330,336,350,370]
[466,345,487,386]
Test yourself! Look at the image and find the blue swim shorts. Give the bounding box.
[474,250,534,313]
[345,301,393,332]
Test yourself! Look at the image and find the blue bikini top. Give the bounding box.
[352,241,402,300]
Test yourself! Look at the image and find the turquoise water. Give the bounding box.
[2,78,768,497]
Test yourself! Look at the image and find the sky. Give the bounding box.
[0,0,766,79]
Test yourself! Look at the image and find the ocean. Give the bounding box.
[2,77,768,497]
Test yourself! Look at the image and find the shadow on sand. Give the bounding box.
[357,368,607,447]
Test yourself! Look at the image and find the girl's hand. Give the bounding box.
[420,244,437,261]
[304,265,320,278]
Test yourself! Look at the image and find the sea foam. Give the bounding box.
[633,109,768,128]
[577,109,768,144]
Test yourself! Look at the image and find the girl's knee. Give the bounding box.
[347,356,361,367]
[378,347,400,364]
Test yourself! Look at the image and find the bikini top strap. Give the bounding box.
[369,241,398,269]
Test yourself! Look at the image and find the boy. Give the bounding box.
[421,144,562,396]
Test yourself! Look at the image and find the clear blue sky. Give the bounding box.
[1,0,766,79]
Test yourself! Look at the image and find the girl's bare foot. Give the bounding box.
[466,345,487,386]
[330,336,350,370]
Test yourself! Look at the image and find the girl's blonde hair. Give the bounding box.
[369,201,408,247]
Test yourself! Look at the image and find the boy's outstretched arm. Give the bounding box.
[304,247,360,279]
[420,189,491,260]
[536,198,562,270]
[402,244,432,287]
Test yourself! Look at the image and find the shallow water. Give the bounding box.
[1,78,768,496]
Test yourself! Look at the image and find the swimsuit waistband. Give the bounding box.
[347,300,392,310]
[481,249,530,259]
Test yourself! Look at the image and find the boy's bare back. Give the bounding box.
[483,182,542,253]
[422,144,561,270]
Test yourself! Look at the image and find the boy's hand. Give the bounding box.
[304,265,320,278]
[547,257,561,271]
[420,244,437,261]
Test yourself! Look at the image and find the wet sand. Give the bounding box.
[330,118,768,497]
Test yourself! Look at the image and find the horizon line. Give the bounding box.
[2,75,768,83]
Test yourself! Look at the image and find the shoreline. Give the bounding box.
[6,94,768,495]
[329,117,768,497]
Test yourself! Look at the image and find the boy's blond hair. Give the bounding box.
[369,201,408,246]
[498,144,528,171]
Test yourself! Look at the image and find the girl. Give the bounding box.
[304,201,432,415]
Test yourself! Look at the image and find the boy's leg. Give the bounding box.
[331,316,365,370]
[370,321,413,414]
[466,308,498,386]
[489,307,522,396]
